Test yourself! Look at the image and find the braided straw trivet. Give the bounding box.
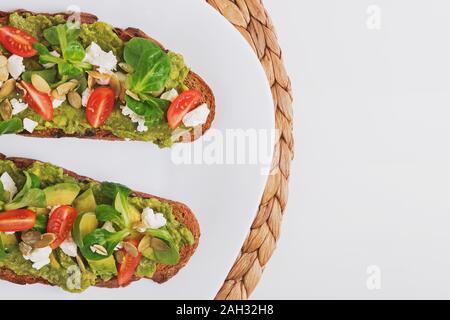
[205,0,294,300]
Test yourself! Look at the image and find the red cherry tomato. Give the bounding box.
[20,81,53,121]
[0,209,36,232]
[117,239,142,287]
[0,26,38,57]
[167,90,202,129]
[86,87,116,128]
[47,206,77,249]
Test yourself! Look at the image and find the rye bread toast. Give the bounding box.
[0,153,201,289]
[0,10,216,144]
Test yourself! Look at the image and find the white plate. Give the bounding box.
[0,0,274,299]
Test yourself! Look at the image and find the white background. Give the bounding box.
[253,0,450,299]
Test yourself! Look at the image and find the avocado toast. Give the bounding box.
[0,10,215,148]
[0,153,200,292]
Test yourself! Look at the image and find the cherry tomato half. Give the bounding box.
[86,87,116,128]
[47,205,77,249]
[20,81,53,121]
[117,239,142,287]
[0,26,38,58]
[0,209,36,232]
[167,90,202,129]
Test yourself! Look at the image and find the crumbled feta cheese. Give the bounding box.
[23,118,38,133]
[120,105,148,132]
[84,42,117,74]
[23,246,52,270]
[141,207,167,230]
[60,233,78,257]
[102,221,116,233]
[81,88,91,107]
[7,55,25,79]
[182,103,210,127]
[52,99,65,109]
[160,89,178,102]
[0,172,17,201]
[43,50,61,69]
[10,99,28,115]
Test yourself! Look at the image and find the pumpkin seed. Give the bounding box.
[114,251,124,264]
[51,89,66,101]
[19,242,33,256]
[90,244,108,256]
[33,233,56,249]
[0,66,8,82]
[151,238,169,251]
[115,72,127,83]
[138,235,152,253]
[88,70,111,86]
[0,79,16,99]
[126,90,140,101]
[0,99,12,120]
[68,91,82,109]
[119,82,126,103]
[15,81,26,95]
[31,74,51,93]
[87,74,96,89]
[132,221,147,232]
[123,241,139,257]
[56,80,78,96]
[21,230,42,245]
[118,62,134,74]
[109,73,121,98]
[0,56,7,68]
[76,255,87,273]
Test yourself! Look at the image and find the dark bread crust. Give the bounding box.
[0,153,201,289]
[0,10,216,144]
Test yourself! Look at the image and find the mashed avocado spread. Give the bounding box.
[1,12,191,148]
[0,160,194,292]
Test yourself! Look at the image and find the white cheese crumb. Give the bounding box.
[84,42,117,74]
[23,118,38,133]
[43,50,61,69]
[23,246,52,270]
[52,99,65,109]
[7,55,25,79]
[81,88,91,107]
[120,105,148,133]
[141,207,167,230]
[0,172,17,201]
[182,103,210,127]
[59,233,78,257]
[160,89,178,102]
[10,99,28,115]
